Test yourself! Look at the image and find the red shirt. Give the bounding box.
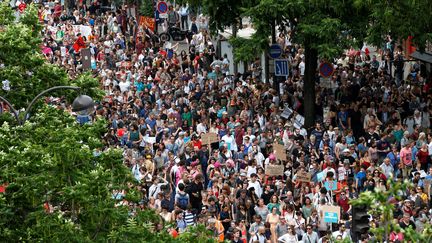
[192,139,202,149]
[338,196,350,213]
[417,149,429,164]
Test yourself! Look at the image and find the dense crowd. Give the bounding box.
[7,1,432,242]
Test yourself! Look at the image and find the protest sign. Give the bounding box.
[322,205,341,223]
[265,164,284,176]
[81,48,91,70]
[273,143,286,161]
[72,25,92,38]
[293,114,305,129]
[324,181,337,191]
[281,106,293,119]
[295,171,311,182]
[201,133,219,145]
[424,179,432,197]
[139,16,155,31]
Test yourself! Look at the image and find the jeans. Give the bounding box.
[181,15,188,29]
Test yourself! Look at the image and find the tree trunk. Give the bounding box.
[303,44,318,129]
[232,23,238,74]
[264,50,269,83]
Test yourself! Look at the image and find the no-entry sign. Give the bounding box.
[319,62,334,78]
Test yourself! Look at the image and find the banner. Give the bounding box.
[139,16,155,31]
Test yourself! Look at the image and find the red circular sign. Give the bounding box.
[157,1,168,14]
[319,62,334,78]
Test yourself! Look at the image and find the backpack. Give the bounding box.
[177,193,189,209]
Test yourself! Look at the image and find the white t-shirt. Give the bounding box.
[118,80,130,93]
[299,61,305,76]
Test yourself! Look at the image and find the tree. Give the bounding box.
[355,0,432,52]
[0,106,216,242]
[351,179,432,242]
[245,0,369,128]
[0,3,102,124]
[139,0,154,17]
[0,4,216,242]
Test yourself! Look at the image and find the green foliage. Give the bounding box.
[351,179,432,242]
[0,2,100,111]
[0,106,216,242]
[139,0,154,17]
[355,0,432,51]
[229,37,261,63]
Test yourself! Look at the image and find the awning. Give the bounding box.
[410,51,432,63]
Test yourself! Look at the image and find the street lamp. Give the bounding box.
[0,86,94,125]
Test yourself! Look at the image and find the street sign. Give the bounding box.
[269,44,283,59]
[157,1,168,13]
[322,205,341,223]
[275,59,289,76]
[157,1,168,18]
[319,62,334,78]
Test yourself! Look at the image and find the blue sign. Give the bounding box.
[324,212,338,223]
[157,1,168,14]
[275,59,289,76]
[319,62,334,78]
[324,181,337,191]
[269,44,283,59]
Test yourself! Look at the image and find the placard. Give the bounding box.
[324,181,337,191]
[81,48,91,70]
[316,171,325,182]
[201,133,218,145]
[293,114,305,129]
[295,171,311,182]
[265,164,284,176]
[273,143,287,161]
[412,170,427,178]
[321,205,341,223]
[72,25,92,38]
[424,179,432,197]
[139,16,155,31]
[281,106,293,119]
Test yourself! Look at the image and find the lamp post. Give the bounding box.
[0,86,94,125]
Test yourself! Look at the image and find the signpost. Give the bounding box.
[275,59,289,77]
[157,1,168,18]
[269,44,283,59]
[319,62,334,78]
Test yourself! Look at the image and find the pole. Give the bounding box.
[0,86,80,125]
[0,95,20,124]
[23,86,80,124]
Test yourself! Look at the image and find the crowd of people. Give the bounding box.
[7,1,432,242]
